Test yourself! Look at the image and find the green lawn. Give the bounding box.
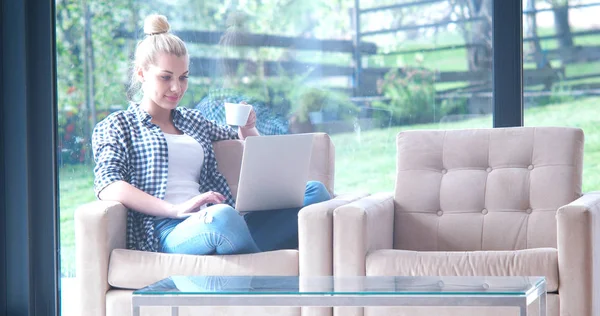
[59,164,96,277]
[58,95,600,277]
[332,97,600,194]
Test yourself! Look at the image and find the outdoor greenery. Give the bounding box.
[372,66,468,125]
[290,87,360,123]
[55,0,598,162]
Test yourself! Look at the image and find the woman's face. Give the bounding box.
[138,52,189,111]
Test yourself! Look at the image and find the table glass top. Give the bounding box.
[134,276,545,296]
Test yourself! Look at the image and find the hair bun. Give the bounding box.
[144,14,170,36]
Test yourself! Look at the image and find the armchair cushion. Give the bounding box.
[366,248,558,292]
[108,249,298,289]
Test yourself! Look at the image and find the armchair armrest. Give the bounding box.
[299,193,369,316]
[333,192,395,277]
[298,193,369,276]
[74,200,127,316]
[557,192,600,316]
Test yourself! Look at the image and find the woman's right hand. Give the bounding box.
[168,191,226,219]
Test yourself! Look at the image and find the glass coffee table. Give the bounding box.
[132,275,546,316]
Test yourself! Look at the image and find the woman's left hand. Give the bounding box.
[240,101,256,129]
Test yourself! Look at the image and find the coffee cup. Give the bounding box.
[224,102,252,126]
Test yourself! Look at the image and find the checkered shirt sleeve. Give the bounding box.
[91,117,129,198]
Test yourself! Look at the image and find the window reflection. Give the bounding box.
[195,15,292,136]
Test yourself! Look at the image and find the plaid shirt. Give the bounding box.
[92,103,239,252]
[196,88,289,135]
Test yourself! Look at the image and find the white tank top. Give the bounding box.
[163,132,205,205]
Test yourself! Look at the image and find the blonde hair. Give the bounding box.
[128,14,188,100]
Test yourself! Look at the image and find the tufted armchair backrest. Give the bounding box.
[393,127,583,251]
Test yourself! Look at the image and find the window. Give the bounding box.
[2,0,531,314]
[45,0,514,315]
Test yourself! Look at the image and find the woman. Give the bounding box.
[92,14,331,256]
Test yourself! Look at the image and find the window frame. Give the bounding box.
[493,0,524,127]
[0,0,5,312]
[1,0,60,314]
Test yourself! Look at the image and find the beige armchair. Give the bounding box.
[75,132,366,316]
[333,127,599,316]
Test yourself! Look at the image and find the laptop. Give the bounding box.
[234,133,314,212]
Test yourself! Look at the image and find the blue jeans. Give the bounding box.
[155,181,331,255]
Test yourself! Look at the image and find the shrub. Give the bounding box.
[373,67,437,125]
[290,86,359,123]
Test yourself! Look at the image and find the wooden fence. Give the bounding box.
[117,31,567,96]
[115,1,600,114]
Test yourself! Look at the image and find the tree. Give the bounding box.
[56,0,137,164]
[545,0,573,51]
[452,0,493,73]
[525,0,544,68]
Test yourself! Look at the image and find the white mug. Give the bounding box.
[224,102,252,126]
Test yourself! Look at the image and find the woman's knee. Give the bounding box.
[306,180,326,191]
[304,181,331,205]
[204,204,260,254]
[206,204,245,224]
